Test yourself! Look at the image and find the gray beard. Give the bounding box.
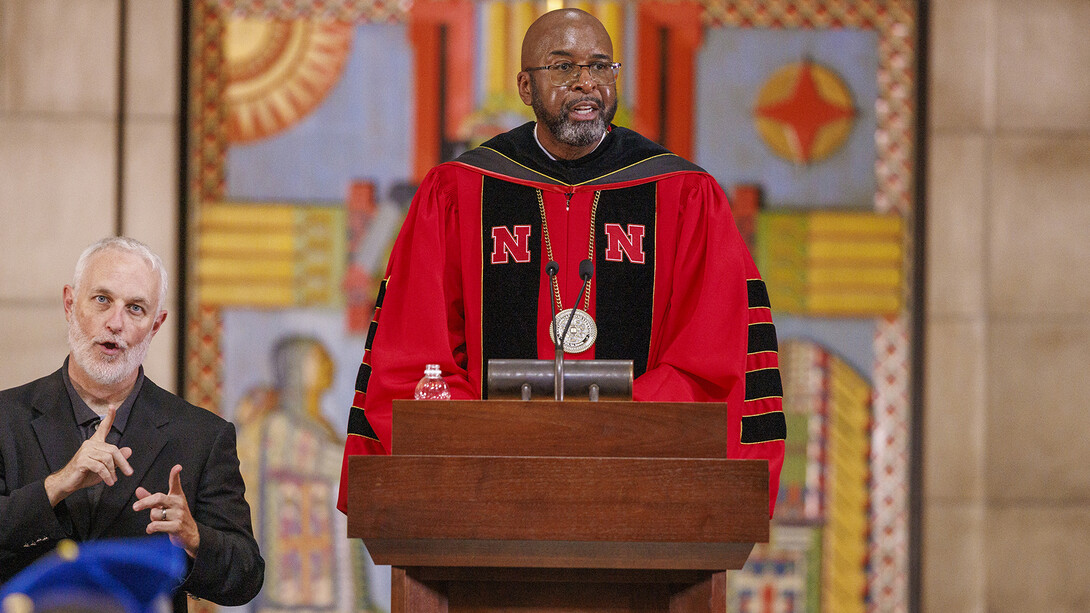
[67,320,152,386]
[531,82,617,149]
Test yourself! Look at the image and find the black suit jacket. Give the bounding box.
[0,367,264,611]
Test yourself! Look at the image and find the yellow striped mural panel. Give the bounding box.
[198,202,345,308]
[809,267,901,287]
[809,240,902,263]
[484,2,508,98]
[197,258,295,281]
[199,285,295,306]
[756,210,905,316]
[199,234,295,255]
[822,354,871,613]
[201,204,297,228]
[810,211,903,236]
[808,293,901,316]
[509,1,537,71]
[596,2,623,66]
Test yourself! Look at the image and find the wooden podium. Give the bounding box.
[346,400,769,612]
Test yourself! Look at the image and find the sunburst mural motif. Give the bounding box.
[224,18,354,143]
[754,59,856,165]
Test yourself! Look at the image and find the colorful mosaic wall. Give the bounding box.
[184,1,919,611]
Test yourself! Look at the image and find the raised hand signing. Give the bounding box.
[44,406,134,506]
[133,464,200,558]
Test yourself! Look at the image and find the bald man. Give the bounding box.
[338,9,786,516]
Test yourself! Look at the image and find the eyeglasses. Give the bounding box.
[525,61,621,87]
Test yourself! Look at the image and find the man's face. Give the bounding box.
[64,249,166,388]
[529,76,618,149]
[518,18,618,157]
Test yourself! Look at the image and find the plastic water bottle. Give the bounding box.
[414,363,451,400]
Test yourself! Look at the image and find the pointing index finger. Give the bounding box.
[92,406,117,442]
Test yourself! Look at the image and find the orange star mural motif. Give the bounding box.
[754,60,856,165]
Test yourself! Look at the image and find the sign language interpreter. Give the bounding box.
[0,237,263,612]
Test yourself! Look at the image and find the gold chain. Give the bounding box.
[536,189,599,312]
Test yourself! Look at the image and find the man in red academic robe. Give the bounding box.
[338,8,786,516]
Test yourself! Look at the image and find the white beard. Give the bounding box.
[67,319,153,386]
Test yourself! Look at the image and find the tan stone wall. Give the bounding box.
[925,0,1090,611]
[0,0,179,391]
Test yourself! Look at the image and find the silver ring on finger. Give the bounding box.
[160,507,168,521]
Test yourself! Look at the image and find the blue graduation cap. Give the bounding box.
[0,536,186,613]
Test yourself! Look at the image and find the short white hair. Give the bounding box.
[72,236,169,315]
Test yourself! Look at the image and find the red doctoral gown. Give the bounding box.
[338,123,786,516]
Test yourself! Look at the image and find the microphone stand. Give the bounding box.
[545,260,563,400]
[554,259,594,401]
[554,341,565,401]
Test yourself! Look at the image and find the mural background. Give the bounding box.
[183,1,920,611]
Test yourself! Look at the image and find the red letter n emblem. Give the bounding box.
[604,223,646,264]
[491,225,532,264]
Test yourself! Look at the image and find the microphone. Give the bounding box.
[558,259,593,347]
[578,258,594,281]
[545,260,560,344]
[554,259,594,401]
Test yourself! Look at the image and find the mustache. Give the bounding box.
[93,335,130,350]
[563,96,601,112]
